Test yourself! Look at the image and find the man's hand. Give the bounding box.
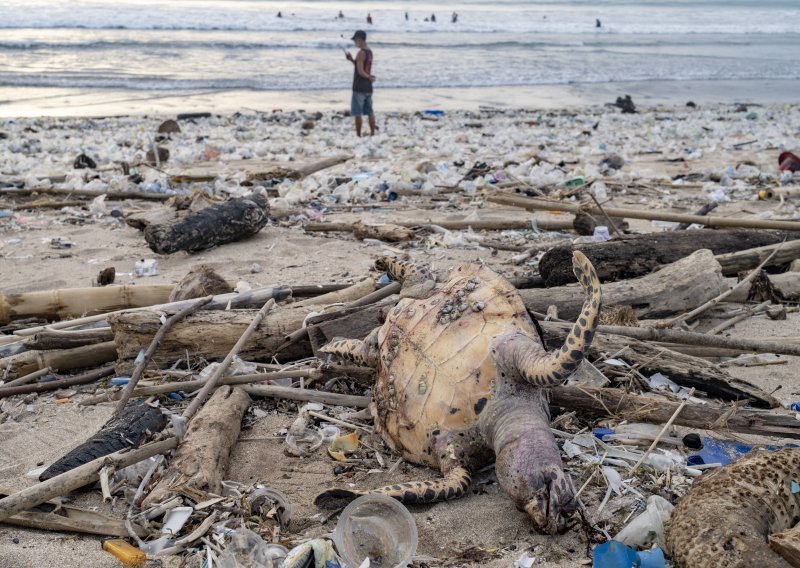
[345,51,354,62]
[369,75,376,82]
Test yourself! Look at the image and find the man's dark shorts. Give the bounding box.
[351,92,373,116]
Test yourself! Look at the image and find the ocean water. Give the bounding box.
[1,0,799,93]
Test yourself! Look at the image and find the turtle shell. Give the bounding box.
[372,263,539,466]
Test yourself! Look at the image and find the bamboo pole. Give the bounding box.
[0,437,179,523]
[0,284,176,325]
[716,239,800,273]
[0,342,118,380]
[304,217,575,233]
[12,285,293,336]
[488,193,800,231]
[242,384,371,408]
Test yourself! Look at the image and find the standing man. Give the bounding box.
[345,30,376,137]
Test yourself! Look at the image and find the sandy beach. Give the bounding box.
[1,95,799,568]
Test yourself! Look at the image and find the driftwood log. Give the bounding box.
[549,386,800,440]
[40,404,167,481]
[142,386,250,507]
[143,193,269,254]
[109,279,379,373]
[538,230,791,287]
[521,249,729,320]
[24,328,115,350]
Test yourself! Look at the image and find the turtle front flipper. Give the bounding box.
[320,328,380,367]
[314,463,472,509]
[497,251,601,386]
[375,256,435,299]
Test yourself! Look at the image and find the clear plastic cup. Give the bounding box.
[333,494,418,568]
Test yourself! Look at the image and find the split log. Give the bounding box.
[489,193,800,232]
[144,194,269,254]
[0,284,174,325]
[39,403,167,481]
[538,230,790,286]
[125,193,215,231]
[541,325,778,408]
[520,249,728,320]
[142,386,250,508]
[24,328,114,350]
[0,341,118,380]
[549,386,800,440]
[0,437,179,523]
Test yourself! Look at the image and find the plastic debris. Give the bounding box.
[327,431,359,461]
[615,495,674,548]
[284,538,341,568]
[333,494,417,568]
[134,258,159,277]
[218,527,282,568]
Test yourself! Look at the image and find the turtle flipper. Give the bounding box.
[320,328,380,367]
[497,251,601,386]
[375,256,435,299]
[314,465,472,509]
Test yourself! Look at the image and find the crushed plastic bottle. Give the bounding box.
[134,258,158,277]
[615,495,674,548]
[218,527,279,568]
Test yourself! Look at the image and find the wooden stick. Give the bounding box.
[488,193,800,231]
[115,296,212,415]
[0,365,115,399]
[706,301,771,336]
[0,437,178,523]
[2,366,52,388]
[80,369,319,405]
[628,387,695,474]
[716,239,800,274]
[304,217,575,233]
[181,299,276,421]
[25,328,115,350]
[0,187,172,201]
[541,321,800,357]
[658,246,780,328]
[242,384,370,407]
[587,192,623,238]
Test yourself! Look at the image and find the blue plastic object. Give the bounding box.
[790,402,800,412]
[593,540,639,567]
[423,109,445,116]
[593,427,615,441]
[110,377,131,386]
[688,437,798,467]
[637,547,665,568]
[167,392,183,401]
[593,541,665,568]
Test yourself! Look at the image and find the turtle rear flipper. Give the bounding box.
[315,464,472,508]
[375,256,435,299]
[320,328,380,367]
[497,251,601,386]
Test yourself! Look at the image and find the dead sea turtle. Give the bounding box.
[667,447,800,568]
[315,252,601,533]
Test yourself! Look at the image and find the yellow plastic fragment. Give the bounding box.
[327,432,359,461]
[102,539,146,567]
